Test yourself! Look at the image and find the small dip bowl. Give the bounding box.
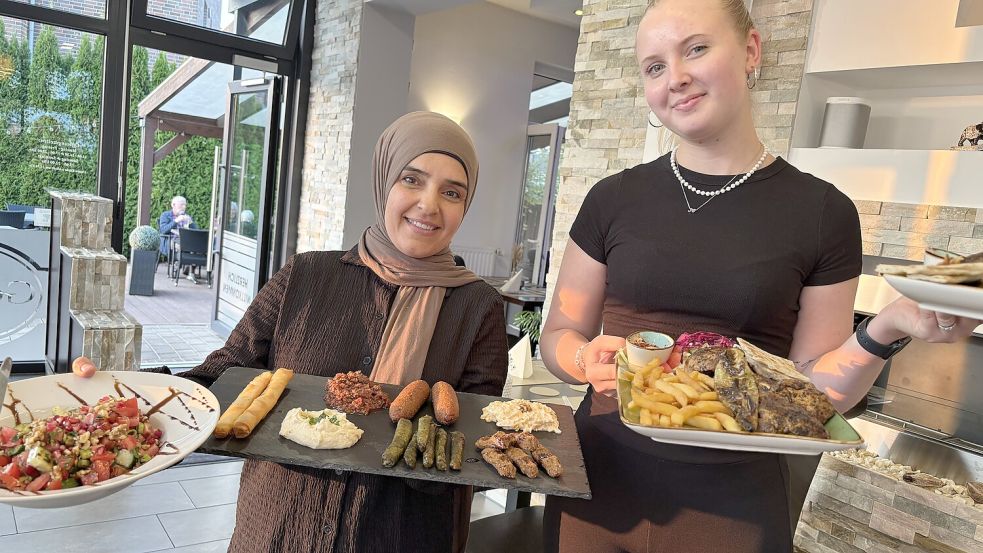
[625,331,675,368]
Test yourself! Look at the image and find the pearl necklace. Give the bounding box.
[670,146,768,198]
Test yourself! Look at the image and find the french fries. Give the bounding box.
[624,361,744,433]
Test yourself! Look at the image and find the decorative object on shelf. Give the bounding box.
[951,121,983,151]
[818,97,871,149]
[128,225,160,296]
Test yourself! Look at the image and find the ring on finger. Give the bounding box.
[938,321,956,332]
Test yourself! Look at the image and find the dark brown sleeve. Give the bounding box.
[457,294,508,396]
[176,255,295,387]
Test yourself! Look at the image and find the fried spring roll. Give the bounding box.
[214,371,272,438]
[232,368,293,438]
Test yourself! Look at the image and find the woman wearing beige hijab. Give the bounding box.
[131,112,508,552]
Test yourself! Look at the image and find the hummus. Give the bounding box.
[279,407,363,449]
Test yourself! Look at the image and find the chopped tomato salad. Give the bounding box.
[0,397,162,492]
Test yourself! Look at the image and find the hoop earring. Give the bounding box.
[746,66,760,90]
[648,112,663,128]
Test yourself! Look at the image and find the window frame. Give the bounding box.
[130,0,302,61]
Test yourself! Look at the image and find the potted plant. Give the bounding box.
[512,310,542,355]
[128,225,160,296]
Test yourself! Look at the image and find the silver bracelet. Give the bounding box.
[574,342,589,373]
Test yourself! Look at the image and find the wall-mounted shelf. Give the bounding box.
[806,60,983,91]
[788,148,983,206]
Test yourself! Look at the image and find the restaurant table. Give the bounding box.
[481,277,547,311]
[500,359,588,510]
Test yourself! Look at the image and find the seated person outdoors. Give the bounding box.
[159,195,200,279]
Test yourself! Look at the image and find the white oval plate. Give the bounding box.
[883,274,983,320]
[620,413,864,456]
[1,371,219,508]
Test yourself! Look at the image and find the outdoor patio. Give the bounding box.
[125,263,226,369]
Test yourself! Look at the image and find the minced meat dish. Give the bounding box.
[324,371,391,415]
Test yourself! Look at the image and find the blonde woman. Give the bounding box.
[540,1,979,551]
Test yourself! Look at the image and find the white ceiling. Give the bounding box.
[487,0,583,29]
[365,0,584,29]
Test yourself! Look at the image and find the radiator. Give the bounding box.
[453,246,502,276]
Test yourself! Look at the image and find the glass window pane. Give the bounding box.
[6,0,106,19]
[146,0,291,46]
[514,134,552,280]
[0,17,104,206]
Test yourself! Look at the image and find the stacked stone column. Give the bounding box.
[50,191,142,371]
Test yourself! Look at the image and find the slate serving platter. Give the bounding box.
[198,367,591,499]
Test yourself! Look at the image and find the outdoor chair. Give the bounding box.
[0,210,26,229]
[174,228,210,286]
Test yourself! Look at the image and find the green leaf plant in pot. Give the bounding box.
[127,225,160,296]
[513,310,542,354]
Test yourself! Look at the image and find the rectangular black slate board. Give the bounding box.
[197,367,591,499]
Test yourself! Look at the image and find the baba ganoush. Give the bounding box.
[279,408,364,449]
[480,399,561,434]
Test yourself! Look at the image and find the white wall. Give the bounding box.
[863,87,983,150]
[808,0,983,72]
[405,2,579,275]
[342,3,416,248]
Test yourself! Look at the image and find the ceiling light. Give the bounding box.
[574,9,584,16]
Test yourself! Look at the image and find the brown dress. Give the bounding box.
[167,247,508,552]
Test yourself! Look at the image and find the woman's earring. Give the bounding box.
[746,66,760,90]
[648,112,663,128]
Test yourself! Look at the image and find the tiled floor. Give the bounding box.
[0,458,509,552]
[141,325,226,369]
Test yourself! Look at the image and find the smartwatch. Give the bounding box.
[855,316,911,360]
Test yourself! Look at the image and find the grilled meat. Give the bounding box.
[475,431,517,451]
[775,378,837,423]
[516,432,563,477]
[683,346,728,375]
[713,347,759,432]
[505,447,539,478]
[480,448,516,479]
[756,378,829,439]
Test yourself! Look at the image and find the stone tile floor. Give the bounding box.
[0,457,510,552]
[141,325,226,370]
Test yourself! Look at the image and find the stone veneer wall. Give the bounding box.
[295,0,363,253]
[796,455,983,553]
[855,200,983,261]
[544,0,816,315]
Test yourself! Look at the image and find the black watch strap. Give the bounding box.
[856,316,911,360]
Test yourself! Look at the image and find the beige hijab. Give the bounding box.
[359,112,482,385]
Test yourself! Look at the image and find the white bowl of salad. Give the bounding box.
[1,371,219,508]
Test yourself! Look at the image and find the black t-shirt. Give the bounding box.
[570,152,862,359]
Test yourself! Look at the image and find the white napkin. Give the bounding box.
[500,269,524,293]
[508,334,534,379]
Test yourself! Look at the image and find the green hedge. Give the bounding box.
[0,27,217,257]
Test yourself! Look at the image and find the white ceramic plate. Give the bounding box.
[619,413,864,455]
[616,361,865,455]
[1,371,219,508]
[883,274,983,320]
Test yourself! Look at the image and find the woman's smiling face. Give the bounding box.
[384,152,469,259]
[636,0,759,142]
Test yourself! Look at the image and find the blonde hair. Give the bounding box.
[647,0,755,37]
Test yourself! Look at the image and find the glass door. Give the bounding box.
[514,124,564,287]
[212,77,283,335]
